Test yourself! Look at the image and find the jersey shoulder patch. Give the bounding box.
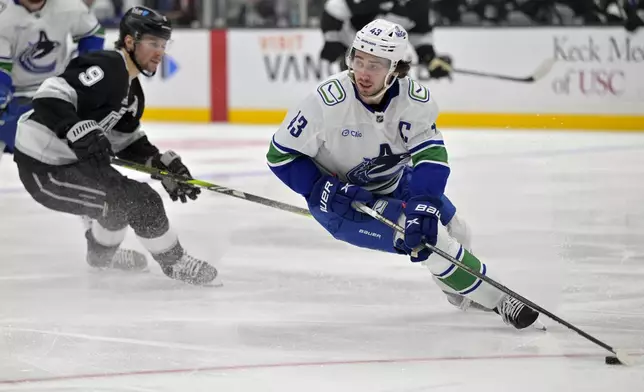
[407,78,430,103]
[317,78,347,107]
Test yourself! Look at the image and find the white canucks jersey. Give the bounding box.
[268,71,448,195]
[0,0,101,96]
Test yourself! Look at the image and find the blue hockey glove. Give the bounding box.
[395,196,443,262]
[0,84,12,113]
[307,175,374,221]
[1,90,34,153]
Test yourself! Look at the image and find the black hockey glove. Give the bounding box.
[320,41,348,65]
[66,120,113,168]
[624,1,643,32]
[427,55,453,80]
[417,45,453,80]
[149,150,200,203]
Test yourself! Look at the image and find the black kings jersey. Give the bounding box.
[322,0,433,52]
[14,50,158,168]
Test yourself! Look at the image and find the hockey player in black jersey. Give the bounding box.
[320,0,453,79]
[13,6,219,286]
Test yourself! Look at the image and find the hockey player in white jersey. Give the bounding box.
[0,0,104,161]
[267,19,540,330]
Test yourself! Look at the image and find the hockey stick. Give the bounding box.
[351,201,633,365]
[110,157,312,217]
[452,58,555,83]
[420,58,556,83]
[113,157,632,364]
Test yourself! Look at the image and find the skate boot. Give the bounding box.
[86,231,148,271]
[494,295,540,329]
[443,291,493,312]
[433,276,492,312]
[160,253,220,286]
[108,248,148,271]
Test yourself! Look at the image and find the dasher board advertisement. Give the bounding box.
[104,29,211,122]
[226,28,644,130]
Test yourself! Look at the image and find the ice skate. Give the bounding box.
[443,291,493,312]
[160,253,220,286]
[494,295,541,330]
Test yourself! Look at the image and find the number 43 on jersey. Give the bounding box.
[288,111,308,138]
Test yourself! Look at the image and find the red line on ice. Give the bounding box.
[156,139,268,150]
[0,353,609,385]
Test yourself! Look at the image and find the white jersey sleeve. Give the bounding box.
[401,79,448,170]
[0,2,17,84]
[267,93,325,168]
[67,0,102,41]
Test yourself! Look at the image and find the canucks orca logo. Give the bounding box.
[346,143,411,186]
[18,31,60,74]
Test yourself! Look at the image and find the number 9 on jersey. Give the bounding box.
[78,65,104,87]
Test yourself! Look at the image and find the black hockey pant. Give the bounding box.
[17,161,171,241]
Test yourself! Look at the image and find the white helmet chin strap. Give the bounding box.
[348,68,398,101]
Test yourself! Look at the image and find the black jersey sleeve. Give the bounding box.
[30,51,128,139]
[322,0,389,34]
[341,0,388,16]
[405,0,434,51]
[116,135,160,164]
[321,8,345,36]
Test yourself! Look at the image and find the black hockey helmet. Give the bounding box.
[116,6,172,76]
[118,6,172,45]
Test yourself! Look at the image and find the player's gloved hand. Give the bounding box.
[427,54,453,80]
[395,196,443,262]
[624,3,643,32]
[149,150,200,203]
[0,84,12,114]
[66,120,113,167]
[0,85,14,130]
[307,175,374,221]
[320,41,348,64]
[417,44,453,80]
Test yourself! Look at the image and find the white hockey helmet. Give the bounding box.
[347,19,409,97]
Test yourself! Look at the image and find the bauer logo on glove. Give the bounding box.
[413,203,441,217]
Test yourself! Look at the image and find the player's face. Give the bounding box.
[19,0,46,10]
[134,35,169,73]
[350,50,391,97]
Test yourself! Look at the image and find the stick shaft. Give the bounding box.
[352,201,619,355]
[452,68,534,82]
[111,158,311,217]
[114,157,620,356]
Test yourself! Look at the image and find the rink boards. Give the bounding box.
[102,28,644,130]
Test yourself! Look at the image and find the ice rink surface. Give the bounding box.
[0,124,643,391]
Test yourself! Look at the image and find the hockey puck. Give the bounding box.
[605,355,622,365]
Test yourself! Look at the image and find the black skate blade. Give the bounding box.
[88,266,150,274]
[532,319,547,331]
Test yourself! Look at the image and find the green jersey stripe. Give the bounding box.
[267,141,299,167]
[412,146,448,165]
